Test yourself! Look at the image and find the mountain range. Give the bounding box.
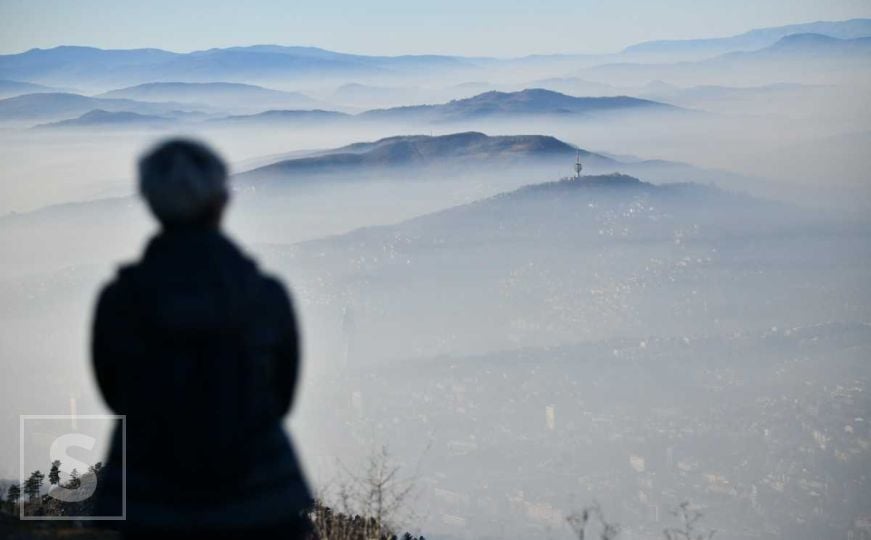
[0,88,680,126]
[0,19,867,91]
[0,45,477,89]
[212,89,680,128]
[0,92,199,120]
[359,89,677,123]
[622,18,871,59]
[34,109,173,129]
[587,33,871,86]
[0,79,62,99]
[97,81,319,112]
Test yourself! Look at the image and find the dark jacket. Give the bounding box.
[91,227,311,529]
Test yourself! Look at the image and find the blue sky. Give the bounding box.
[1,0,870,56]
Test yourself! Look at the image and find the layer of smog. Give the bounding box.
[0,11,869,540]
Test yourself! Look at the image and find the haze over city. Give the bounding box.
[0,2,869,539]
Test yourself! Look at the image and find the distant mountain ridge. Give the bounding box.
[360,88,677,122]
[0,44,476,89]
[761,32,871,53]
[34,109,172,129]
[167,89,679,127]
[0,87,679,126]
[237,131,614,182]
[1,19,865,90]
[211,109,351,125]
[0,79,62,99]
[214,89,676,126]
[0,92,197,120]
[588,33,871,86]
[622,18,871,58]
[97,81,318,111]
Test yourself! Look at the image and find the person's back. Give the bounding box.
[91,140,311,538]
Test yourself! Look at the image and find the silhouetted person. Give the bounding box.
[92,139,312,538]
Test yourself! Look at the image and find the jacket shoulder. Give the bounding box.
[95,262,148,315]
[97,264,133,301]
[257,273,295,314]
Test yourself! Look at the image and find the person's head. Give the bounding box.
[138,139,229,229]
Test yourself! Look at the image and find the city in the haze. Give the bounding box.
[0,3,870,539]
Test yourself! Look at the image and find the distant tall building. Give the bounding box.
[341,303,356,368]
[69,394,78,430]
[351,390,363,416]
[630,454,646,473]
[574,150,583,178]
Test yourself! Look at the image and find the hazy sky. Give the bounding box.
[1,0,870,56]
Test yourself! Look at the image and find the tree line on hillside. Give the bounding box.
[1,452,713,540]
[0,454,425,540]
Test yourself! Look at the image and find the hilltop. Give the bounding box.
[34,109,173,129]
[236,132,615,182]
[360,88,677,123]
[97,81,318,111]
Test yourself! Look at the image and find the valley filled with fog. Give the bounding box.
[1,17,870,540]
